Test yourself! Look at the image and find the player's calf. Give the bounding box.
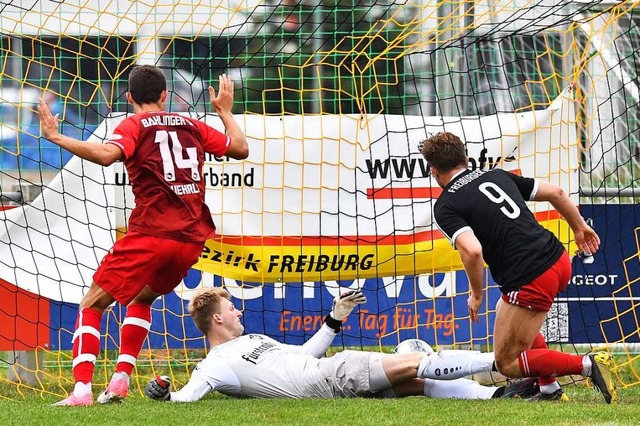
[417,350,495,380]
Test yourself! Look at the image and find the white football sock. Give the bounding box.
[112,371,129,381]
[417,350,494,380]
[540,381,561,394]
[582,355,592,377]
[73,381,92,397]
[423,377,496,400]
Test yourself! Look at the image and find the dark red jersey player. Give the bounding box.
[39,65,248,406]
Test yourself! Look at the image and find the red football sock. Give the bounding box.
[518,348,583,378]
[72,307,103,384]
[116,304,151,375]
[530,332,557,387]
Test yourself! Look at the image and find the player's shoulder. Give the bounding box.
[183,115,208,129]
[433,192,464,224]
[246,333,277,343]
[485,168,531,187]
[489,167,508,173]
[191,356,212,376]
[433,181,455,211]
[488,168,528,181]
[475,168,515,186]
[115,113,142,129]
[197,351,234,377]
[486,168,511,178]
[217,334,273,347]
[433,193,447,211]
[109,115,143,145]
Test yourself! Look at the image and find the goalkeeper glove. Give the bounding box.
[145,375,172,401]
[330,290,367,321]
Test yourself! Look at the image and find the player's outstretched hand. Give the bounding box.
[574,225,600,257]
[37,96,60,141]
[467,293,482,323]
[209,74,234,114]
[330,290,367,321]
[145,375,172,401]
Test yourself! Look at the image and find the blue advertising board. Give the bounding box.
[48,204,640,350]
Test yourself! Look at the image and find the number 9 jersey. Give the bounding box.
[433,168,565,294]
[106,111,231,242]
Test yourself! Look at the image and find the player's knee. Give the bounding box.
[389,353,422,373]
[79,285,114,311]
[494,357,520,377]
[131,286,161,306]
[79,296,110,311]
[406,353,425,375]
[130,294,158,306]
[402,352,424,368]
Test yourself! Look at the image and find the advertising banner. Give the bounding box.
[2,87,609,351]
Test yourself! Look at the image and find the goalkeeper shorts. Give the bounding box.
[93,231,204,305]
[318,350,390,397]
[501,251,571,312]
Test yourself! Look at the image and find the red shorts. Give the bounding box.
[501,251,571,312]
[93,231,204,306]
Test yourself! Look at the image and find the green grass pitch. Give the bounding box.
[1,385,639,426]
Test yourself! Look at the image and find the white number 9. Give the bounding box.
[478,182,520,219]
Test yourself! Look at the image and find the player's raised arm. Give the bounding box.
[37,96,123,166]
[532,181,600,255]
[282,290,367,357]
[209,74,248,160]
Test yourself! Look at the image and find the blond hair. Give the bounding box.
[188,288,231,335]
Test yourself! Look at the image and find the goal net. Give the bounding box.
[1,0,639,398]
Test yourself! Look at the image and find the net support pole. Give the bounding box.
[7,350,44,385]
[136,25,162,66]
[5,183,45,385]
[435,1,463,116]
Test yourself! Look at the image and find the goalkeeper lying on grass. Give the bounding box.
[145,288,536,401]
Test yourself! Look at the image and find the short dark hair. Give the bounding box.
[418,132,467,173]
[128,65,166,105]
[188,288,231,336]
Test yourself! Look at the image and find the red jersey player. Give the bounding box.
[38,65,248,406]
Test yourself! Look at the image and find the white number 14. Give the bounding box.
[154,130,200,182]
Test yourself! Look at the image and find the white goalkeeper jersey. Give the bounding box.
[170,324,338,401]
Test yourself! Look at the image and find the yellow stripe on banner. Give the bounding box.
[192,219,576,283]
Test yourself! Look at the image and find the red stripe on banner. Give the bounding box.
[213,208,560,247]
[534,209,561,221]
[0,205,18,211]
[0,278,50,350]
[366,169,522,200]
[214,230,444,246]
[367,187,443,199]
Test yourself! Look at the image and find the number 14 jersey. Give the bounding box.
[433,168,565,294]
[106,111,231,242]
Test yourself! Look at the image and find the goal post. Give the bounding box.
[1,0,640,398]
